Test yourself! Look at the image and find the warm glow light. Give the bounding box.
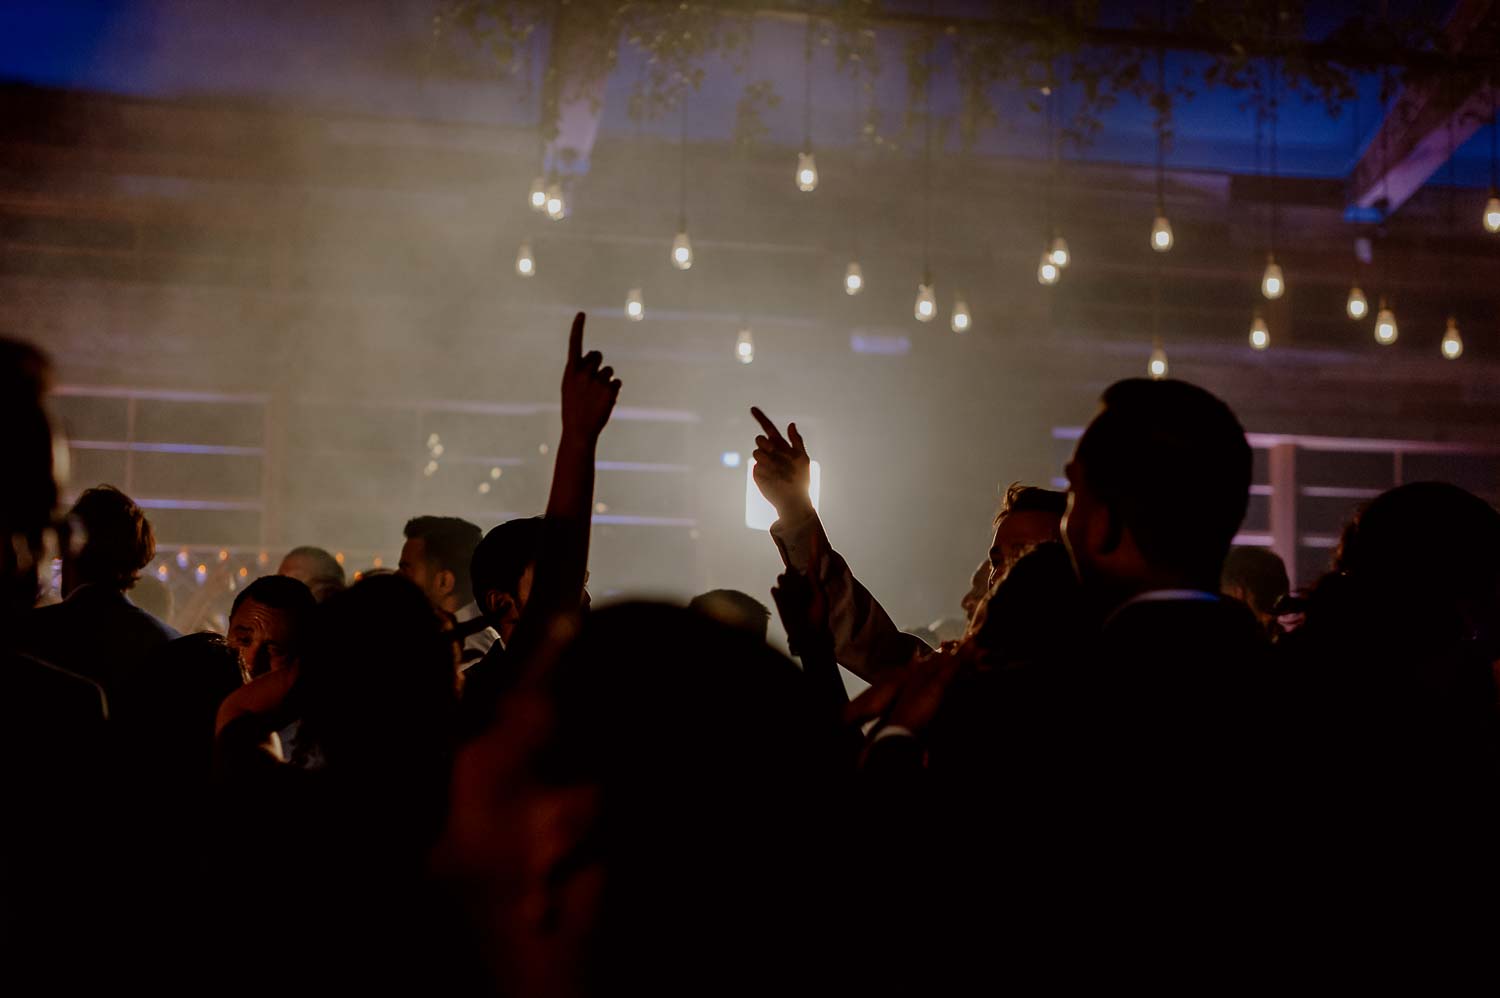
[844,261,863,295]
[1346,286,1368,320]
[424,460,438,476]
[735,327,755,364]
[951,298,971,333]
[1249,314,1270,351]
[176,549,190,569]
[1375,302,1398,345]
[156,564,168,581]
[671,231,693,270]
[796,151,819,192]
[545,184,566,220]
[914,282,936,322]
[1148,343,1169,380]
[490,466,502,479]
[478,482,491,494]
[626,288,644,321]
[529,176,547,211]
[1049,236,1070,268]
[1485,194,1500,233]
[1037,252,1060,286]
[515,241,535,277]
[1151,215,1174,252]
[1261,256,1284,300]
[1442,316,1464,359]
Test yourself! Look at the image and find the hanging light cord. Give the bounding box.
[1380,66,1392,294]
[1490,70,1497,192]
[1447,74,1457,304]
[1155,47,1167,211]
[803,14,814,152]
[1268,58,1280,256]
[678,93,688,231]
[922,20,933,282]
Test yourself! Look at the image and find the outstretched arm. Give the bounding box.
[751,407,929,680]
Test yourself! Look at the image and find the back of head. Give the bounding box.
[540,603,836,988]
[470,516,545,607]
[0,338,58,618]
[688,589,772,639]
[68,485,155,592]
[1076,379,1251,581]
[971,542,1083,668]
[1221,546,1290,618]
[1330,482,1500,617]
[403,515,482,605]
[278,545,345,602]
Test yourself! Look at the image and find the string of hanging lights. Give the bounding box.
[797,17,818,193]
[913,17,936,324]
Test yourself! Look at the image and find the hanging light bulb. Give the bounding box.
[844,261,864,296]
[1346,285,1368,320]
[796,151,819,192]
[545,184,566,221]
[1442,316,1464,359]
[1148,341,1169,380]
[1249,313,1270,351]
[1261,254,1284,299]
[1049,236,1070,268]
[515,241,535,278]
[914,282,936,322]
[1151,215,1174,252]
[671,231,693,270]
[1037,251,1060,286]
[951,296,971,333]
[625,288,644,322]
[1484,192,1500,233]
[1375,299,1398,345]
[735,327,755,364]
[529,176,547,212]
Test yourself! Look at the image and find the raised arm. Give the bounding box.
[751,407,929,680]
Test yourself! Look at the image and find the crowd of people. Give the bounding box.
[4,313,1500,992]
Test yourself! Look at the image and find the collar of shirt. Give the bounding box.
[454,601,484,624]
[1105,588,1220,628]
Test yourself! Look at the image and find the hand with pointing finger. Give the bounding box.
[750,406,813,521]
[561,312,622,442]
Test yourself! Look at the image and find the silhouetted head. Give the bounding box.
[277,545,346,602]
[970,542,1084,670]
[63,485,155,597]
[400,515,482,614]
[471,517,588,644]
[0,338,60,618]
[1064,379,1251,609]
[228,574,316,680]
[1221,546,1290,627]
[688,589,772,639]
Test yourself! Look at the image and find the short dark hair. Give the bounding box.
[231,573,317,625]
[1075,379,1251,578]
[404,516,483,605]
[470,516,546,605]
[70,485,155,589]
[689,589,772,639]
[996,483,1068,524]
[1221,546,1289,616]
[280,546,345,589]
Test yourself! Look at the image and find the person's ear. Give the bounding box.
[436,568,457,599]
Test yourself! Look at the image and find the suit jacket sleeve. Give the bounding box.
[769,508,930,681]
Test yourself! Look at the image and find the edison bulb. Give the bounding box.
[1037,252,1060,286]
[545,184,566,220]
[1148,343,1169,380]
[625,288,644,321]
[1375,303,1397,345]
[735,327,755,364]
[1485,194,1500,233]
[1261,256,1284,300]
[951,298,971,333]
[1346,285,1368,320]
[1442,316,1463,359]
[914,282,936,322]
[529,176,547,211]
[796,151,818,192]
[515,241,535,277]
[1249,314,1270,351]
[844,261,864,295]
[1049,236,1070,268]
[1151,215,1174,252]
[671,231,693,270]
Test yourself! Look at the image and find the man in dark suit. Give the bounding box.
[9,484,177,709]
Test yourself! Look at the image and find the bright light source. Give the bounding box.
[1038,253,1059,285]
[1346,286,1367,320]
[626,288,644,321]
[735,327,755,364]
[515,241,535,277]
[478,482,491,495]
[1049,236,1070,268]
[746,459,821,531]
[545,185,566,220]
[1375,303,1398,345]
[796,151,819,192]
[1485,194,1500,233]
[1442,316,1463,359]
[1151,215,1173,252]
[951,298,971,333]
[914,282,936,322]
[1148,343,1169,380]
[721,451,742,468]
[844,261,863,295]
[490,466,502,479]
[1249,314,1270,351]
[529,177,547,211]
[671,231,693,270]
[1261,256,1284,299]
